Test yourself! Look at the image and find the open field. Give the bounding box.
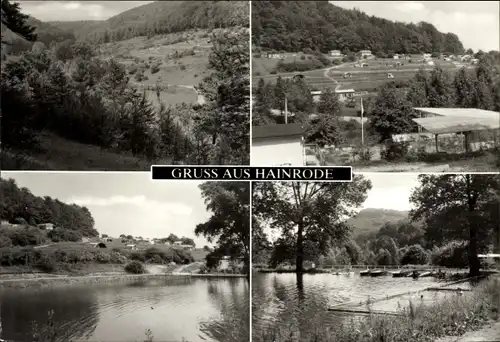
[252,52,319,75]
[96,29,213,107]
[253,54,469,92]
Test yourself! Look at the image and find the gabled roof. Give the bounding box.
[253,123,303,139]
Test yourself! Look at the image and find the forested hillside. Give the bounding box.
[347,208,409,236]
[0,178,98,237]
[252,1,464,54]
[50,1,249,44]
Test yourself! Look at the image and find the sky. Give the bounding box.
[17,1,154,21]
[1,172,213,247]
[330,1,500,52]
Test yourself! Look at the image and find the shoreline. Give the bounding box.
[0,272,247,289]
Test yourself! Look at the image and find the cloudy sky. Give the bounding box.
[331,1,499,52]
[18,1,154,21]
[1,172,214,247]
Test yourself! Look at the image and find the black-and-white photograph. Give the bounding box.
[1,1,250,170]
[251,1,500,171]
[0,172,250,342]
[252,174,500,342]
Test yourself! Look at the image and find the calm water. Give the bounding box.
[252,271,444,341]
[0,277,249,342]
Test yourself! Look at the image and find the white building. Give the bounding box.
[252,123,305,166]
[359,50,372,58]
[311,89,355,103]
[329,50,342,57]
[38,223,54,231]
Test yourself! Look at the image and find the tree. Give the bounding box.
[406,68,429,107]
[400,244,429,265]
[253,178,372,273]
[454,67,478,108]
[1,0,37,42]
[410,174,500,276]
[195,182,250,277]
[180,237,195,247]
[317,87,341,116]
[370,82,416,141]
[426,66,455,107]
[196,28,250,165]
[166,233,178,244]
[305,114,343,148]
[253,78,274,125]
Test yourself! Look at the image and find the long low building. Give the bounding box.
[412,108,500,153]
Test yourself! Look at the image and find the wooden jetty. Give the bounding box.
[327,308,403,316]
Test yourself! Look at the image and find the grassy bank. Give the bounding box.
[259,276,500,342]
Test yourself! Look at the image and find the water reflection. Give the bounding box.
[252,271,441,341]
[0,276,249,342]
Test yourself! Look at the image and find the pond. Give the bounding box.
[252,271,444,341]
[0,276,249,342]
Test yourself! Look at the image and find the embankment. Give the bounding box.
[0,271,248,289]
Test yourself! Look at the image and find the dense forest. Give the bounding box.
[252,1,464,55]
[50,1,249,44]
[0,178,98,238]
[253,175,500,276]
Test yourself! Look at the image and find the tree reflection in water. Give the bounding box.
[200,278,250,342]
[0,287,99,342]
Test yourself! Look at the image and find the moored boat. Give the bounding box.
[370,269,388,277]
[392,270,410,277]
[419,271,432,277]
[360,269,371,276]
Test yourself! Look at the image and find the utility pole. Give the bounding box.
[284,95,288,124]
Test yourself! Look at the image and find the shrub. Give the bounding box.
[431,240,469,268]
[48,228,82,242]
[150,64,160,74]
[179,64,186,71]
[0,235,13,248]
[130,251,146,262]
[300,55,306,60]
[381,141,410,161]
[128,65,138,74]
[9,228,46,246]
[400,244,429,265]
[35,251,57,272]
[125,261,146,274]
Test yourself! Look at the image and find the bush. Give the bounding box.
[150,64,160,74]
[400,244,429,265]
[35,251,57,272]
[0,235,13,248]
[128,65,138,74]
[130,251,147,262]
[125,261,146,274]
[48,228,82,242]
[381,141,410,161]
[431,240,469,268]
[8,228,46,246]
[179,64,186,70]
[300,55,306,60]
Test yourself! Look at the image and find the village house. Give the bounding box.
[311,89,355,103]
[252,123,305,166]
[329,50,342,57]
[393,54,400,59]
[126,244,137,251]
[359,50,372,58]
[38,223,54,231]
[266,53,284,59]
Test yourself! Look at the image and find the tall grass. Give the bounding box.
[259,277,500,342]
